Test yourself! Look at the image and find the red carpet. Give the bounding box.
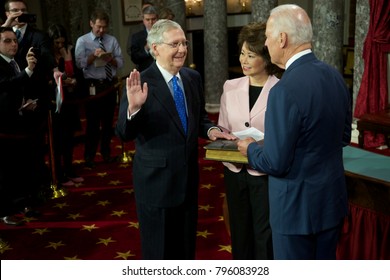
[0,114,232,260]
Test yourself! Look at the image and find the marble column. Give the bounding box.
[353,0,369,116]
[312,0,344,72]
[203,0,228,112]
[251,0,278,23]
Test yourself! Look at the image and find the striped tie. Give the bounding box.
[10,59,20,75]
[171,76,187,134]
[15,29,22,43]
[98,37,112,80]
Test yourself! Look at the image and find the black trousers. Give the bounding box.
[136,196,198,260]
[224,166,273,259]
[83,83,117,162]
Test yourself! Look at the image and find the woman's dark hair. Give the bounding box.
[237,22,283,76]
[48,23,69,50]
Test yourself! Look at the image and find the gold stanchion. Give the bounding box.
[47,110,67,199]
[118,141,132,163]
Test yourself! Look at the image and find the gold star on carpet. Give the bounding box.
[111,210,127,217]
[81,224,99,232]
[73,160,83,164]
[32,228,50,235]
[0,243,12,253]
[203,166,216,171]
[218,244,232,253]
[218,215,225,221]
[197,230,213,238]
[97,200,111,206]
[201,183,215,190]
[68,213,83,220]
[198,204,214,211]
[73,182,83,188]
[22,216,38,223]
[119,163,130,168]
[219,173,224,178]
[123,188,134,194]
[128,221,139,229]
[219,192,226,198]
[64,255,81,260]
[97,237,116,246]
[82,191,96,196]
[109,180,122,185]
[97,172,108,177]
[115,250,135,260]
[45,241,65,250]
[54,202,69,209]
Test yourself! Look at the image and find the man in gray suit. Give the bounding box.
[116,19,234,259]
[238,4,352,259]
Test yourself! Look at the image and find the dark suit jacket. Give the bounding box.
[130,27,154,71]
[15,25,55,107]
[0,56,30,133]
[116,62,214,208]
[247,52,352,235]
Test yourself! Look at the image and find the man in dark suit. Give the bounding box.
[0,26,38,226]
[116,19,235,259]
[238,4,352,259]
[2,0,60,200]
[129,5,158,72]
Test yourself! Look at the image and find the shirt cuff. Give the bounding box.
[207,126,222,138]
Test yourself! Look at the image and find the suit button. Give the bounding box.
[245,122,249,127]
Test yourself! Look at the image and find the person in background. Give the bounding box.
[116,19,235,260]
[237,4,352,259]
[159,7,175,20]
[2,0,61,212]
[48,23,84,187]
[126,0,154,64]
[75,9,123,168]
[129,5,158,72]
[0,26,38,227]
[218,22,282,260]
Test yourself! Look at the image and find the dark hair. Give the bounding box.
[4,0,28,11]
[237,22,282,76]
[0,26,14,34]
[159,7,175,20]
[90,9,110,25]
[48,24,69,49]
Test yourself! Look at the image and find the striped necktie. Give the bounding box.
[171,76,187,134]
[10,59,20,75]
[98,37,112,80]
[15,29,22,43]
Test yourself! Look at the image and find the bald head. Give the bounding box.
[268,4,312,47]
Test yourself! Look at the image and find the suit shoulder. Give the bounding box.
[224,76,247,86]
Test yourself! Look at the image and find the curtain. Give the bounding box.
[336,203,390,259]
[354,0,390,147]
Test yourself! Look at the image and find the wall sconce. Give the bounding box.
[185,0,203,16]
[239,0,247,12]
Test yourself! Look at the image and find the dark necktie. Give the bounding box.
[171,76,187,134]
[15,29,22,43]
[10,59,20,75]
[98,37,112,80]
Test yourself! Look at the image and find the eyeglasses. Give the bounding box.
[160,40,190,49]
[8,8,27,13]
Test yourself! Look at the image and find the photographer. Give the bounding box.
[2,0,61,205]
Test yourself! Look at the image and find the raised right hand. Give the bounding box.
[126,69,148,115]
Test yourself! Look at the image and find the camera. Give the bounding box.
[31,47,40,59]
[17,13,37,23]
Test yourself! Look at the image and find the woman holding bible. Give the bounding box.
[218,22,282,260]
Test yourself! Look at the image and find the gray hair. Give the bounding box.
[147,19,183,58]
[268,4,312,46]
